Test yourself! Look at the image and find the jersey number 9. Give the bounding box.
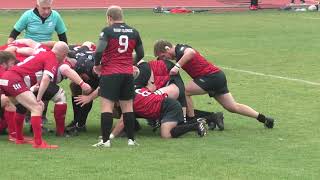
[118,35,129,53]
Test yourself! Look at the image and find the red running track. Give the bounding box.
[0,0,317,9]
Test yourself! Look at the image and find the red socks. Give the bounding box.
[15,113,25,140]
[4,110,16,137]
[30,116,42,145]
[54,103,67,136]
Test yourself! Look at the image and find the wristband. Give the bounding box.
[79,80,85,87]
[175,63,181,69]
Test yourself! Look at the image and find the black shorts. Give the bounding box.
[159,98,184,124]
[193,71,229,97]
[34,82,60,101]
[99,74,134,101]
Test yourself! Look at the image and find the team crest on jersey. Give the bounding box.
[48,22,53,27]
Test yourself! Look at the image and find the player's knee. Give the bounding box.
[1,95,10,108]
[161,131,172,139]
[29,104,43,114]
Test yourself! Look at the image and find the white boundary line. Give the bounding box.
[220,66,320,86]
[144,54,320,86]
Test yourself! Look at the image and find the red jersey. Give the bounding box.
[149,60,171,89]
[10,51,58,87]
[133,88,167,120]
[99,23,142,75]
[0,66,6,77]
[0,42,30,62]
[175,44,220,78]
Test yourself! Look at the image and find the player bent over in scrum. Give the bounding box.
[0,41,68,149]
[0,51,18,139]
[154,40,275,129]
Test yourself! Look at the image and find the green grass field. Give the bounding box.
[0,9,319,180]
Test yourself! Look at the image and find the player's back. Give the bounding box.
[101,23,142,75]
[10,51,58,85]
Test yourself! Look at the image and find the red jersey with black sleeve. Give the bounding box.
[133,88,167,120]
[9,51,58,87]
[148,60,171,89]
[175,44,220,79]
[99,23,142,75]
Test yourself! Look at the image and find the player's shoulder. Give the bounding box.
[51,10,62,17]
[24,9,34,15]
[21,9,34,18]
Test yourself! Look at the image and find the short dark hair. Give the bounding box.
[0,51,16,64]
[153,40,172,57]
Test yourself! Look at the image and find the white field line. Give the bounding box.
[144,54,320,86]
[220,66,320,86]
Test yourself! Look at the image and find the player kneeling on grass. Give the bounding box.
[154,40,275,129]
[0,41,68,149]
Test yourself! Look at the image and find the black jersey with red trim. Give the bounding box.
[175,44,220,78]
[99,23,142,75]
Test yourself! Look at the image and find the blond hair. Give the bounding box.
[106,5,123,21]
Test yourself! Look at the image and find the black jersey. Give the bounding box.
[69,45,99,89]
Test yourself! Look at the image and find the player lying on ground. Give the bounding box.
[154,40,275,129]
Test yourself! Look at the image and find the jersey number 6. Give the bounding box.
[118,35,129,53]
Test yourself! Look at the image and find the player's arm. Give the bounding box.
[55,12,68,44]
[134,32,144,65]
[94,28,109,66]
[41,41,56,49]
[169,47,196,75]
[8,29,20,44]
[176,47,195,67]
[59,64,92,94]
[74,87,99,107]
[36,74,51,102]
[14,39,39,49]
[111,115,125,139]
[94,40,108,66]
[8,11,29,43]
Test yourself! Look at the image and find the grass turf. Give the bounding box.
[0,9,319,180]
